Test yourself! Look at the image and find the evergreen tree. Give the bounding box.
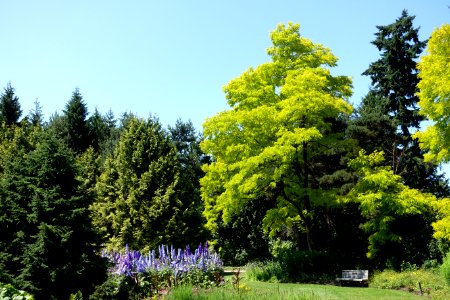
[169,119,209,245]
[0,129,106,299]
[87,108,108,153]
[63,88,90,153]
[350,10,448,195]
[0,82,22,125]
[29,99,44,127]
[92,116,189,251]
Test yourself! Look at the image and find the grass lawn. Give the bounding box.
[167,275,423,299]
[245,281,423,300]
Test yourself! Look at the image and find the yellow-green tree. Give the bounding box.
[412,24,450,244]
[201,23,353,250]
[346,151,437,265]
[414,24,450,163]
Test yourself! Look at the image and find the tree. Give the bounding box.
[362,10,425,136]
[169,119,209,245]
[0,82,22,125]
[346,150,437,267]
[200,23,353,251]
[63,88,90,153]
[91,116,188,251]
[87,108,108,153]
[413,24,450,164]
[29,99,44,127]
[352,10,448,195]
[0,129,106,299]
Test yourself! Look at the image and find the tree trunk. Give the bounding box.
[302,142,313,251]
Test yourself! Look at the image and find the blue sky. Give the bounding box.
[0,0,449,171]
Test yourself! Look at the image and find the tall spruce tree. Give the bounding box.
[345,11,449,267]
[169,119,209,245]
[63,88,90,153]
[0,128,106,300]
[349,10,449,196]
[29,99,44,127]
[0,82,22,126]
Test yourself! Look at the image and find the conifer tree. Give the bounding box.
[0,82,22,125]
[349,10,449,195]
[63,88,90,153]
[92,116,190,251]
[29,99,44,127]
[0,129,106,299]
[169,119,209,245]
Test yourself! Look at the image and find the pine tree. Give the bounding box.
[169,119,209,245]
[63,88,90,153]
[29,99,44,127]
[0,82,22,125]
[351,10,449,195]
[0,129,106,299]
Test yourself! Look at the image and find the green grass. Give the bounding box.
[166,276,424,300]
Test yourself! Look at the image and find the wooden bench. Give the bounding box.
[337,270,368,286]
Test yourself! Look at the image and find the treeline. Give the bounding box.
[201,11,450,273]
[0,86,209,299]
[1,9,450,300]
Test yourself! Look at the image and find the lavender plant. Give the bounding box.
[100,242,223,297]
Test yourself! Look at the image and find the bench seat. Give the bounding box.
[337,270,368,284]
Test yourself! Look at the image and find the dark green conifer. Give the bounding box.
[0,82,22,125]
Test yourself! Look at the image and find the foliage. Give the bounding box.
[215,197,271,266]
[0,82,22,126]
[245,261,284,283]
[431,199,450,241]
[169,119,210,245]
[28,99,43,127]
[346,150,437,265]
[246,239,336,283]
[63,88,90,153]
[92,116,189,251]
[414,24,450,164]
[352,11,448,196]
[370,268,450,298]
[0,129,107,300]
[441,252,450,285]
[98,243,223,298]
[0,282,34,300]
[201,22,353,251]
[362,10,425,135]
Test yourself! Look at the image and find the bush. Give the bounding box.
[245,240,336,283]
[246,261,284,282]
[0,282,34,300]
[370,268,450,298]
[441,252,450,285]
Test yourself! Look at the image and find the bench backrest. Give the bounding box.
[341,270,368,280]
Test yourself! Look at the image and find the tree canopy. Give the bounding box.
[201,23,353,250]
[414,24,450,164]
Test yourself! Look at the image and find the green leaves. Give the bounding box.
[92,116,194,251]
[346,150,436,259]
[414,24,450,164]
[201,22,353,249]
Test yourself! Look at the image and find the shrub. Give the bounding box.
[370,268,450,297]
[0,282,34,300]
[246,261,284,282]
[441,252,450,285]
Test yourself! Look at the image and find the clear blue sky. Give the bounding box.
[0,0,449,170]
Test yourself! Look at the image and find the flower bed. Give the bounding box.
[94,242,223,298]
